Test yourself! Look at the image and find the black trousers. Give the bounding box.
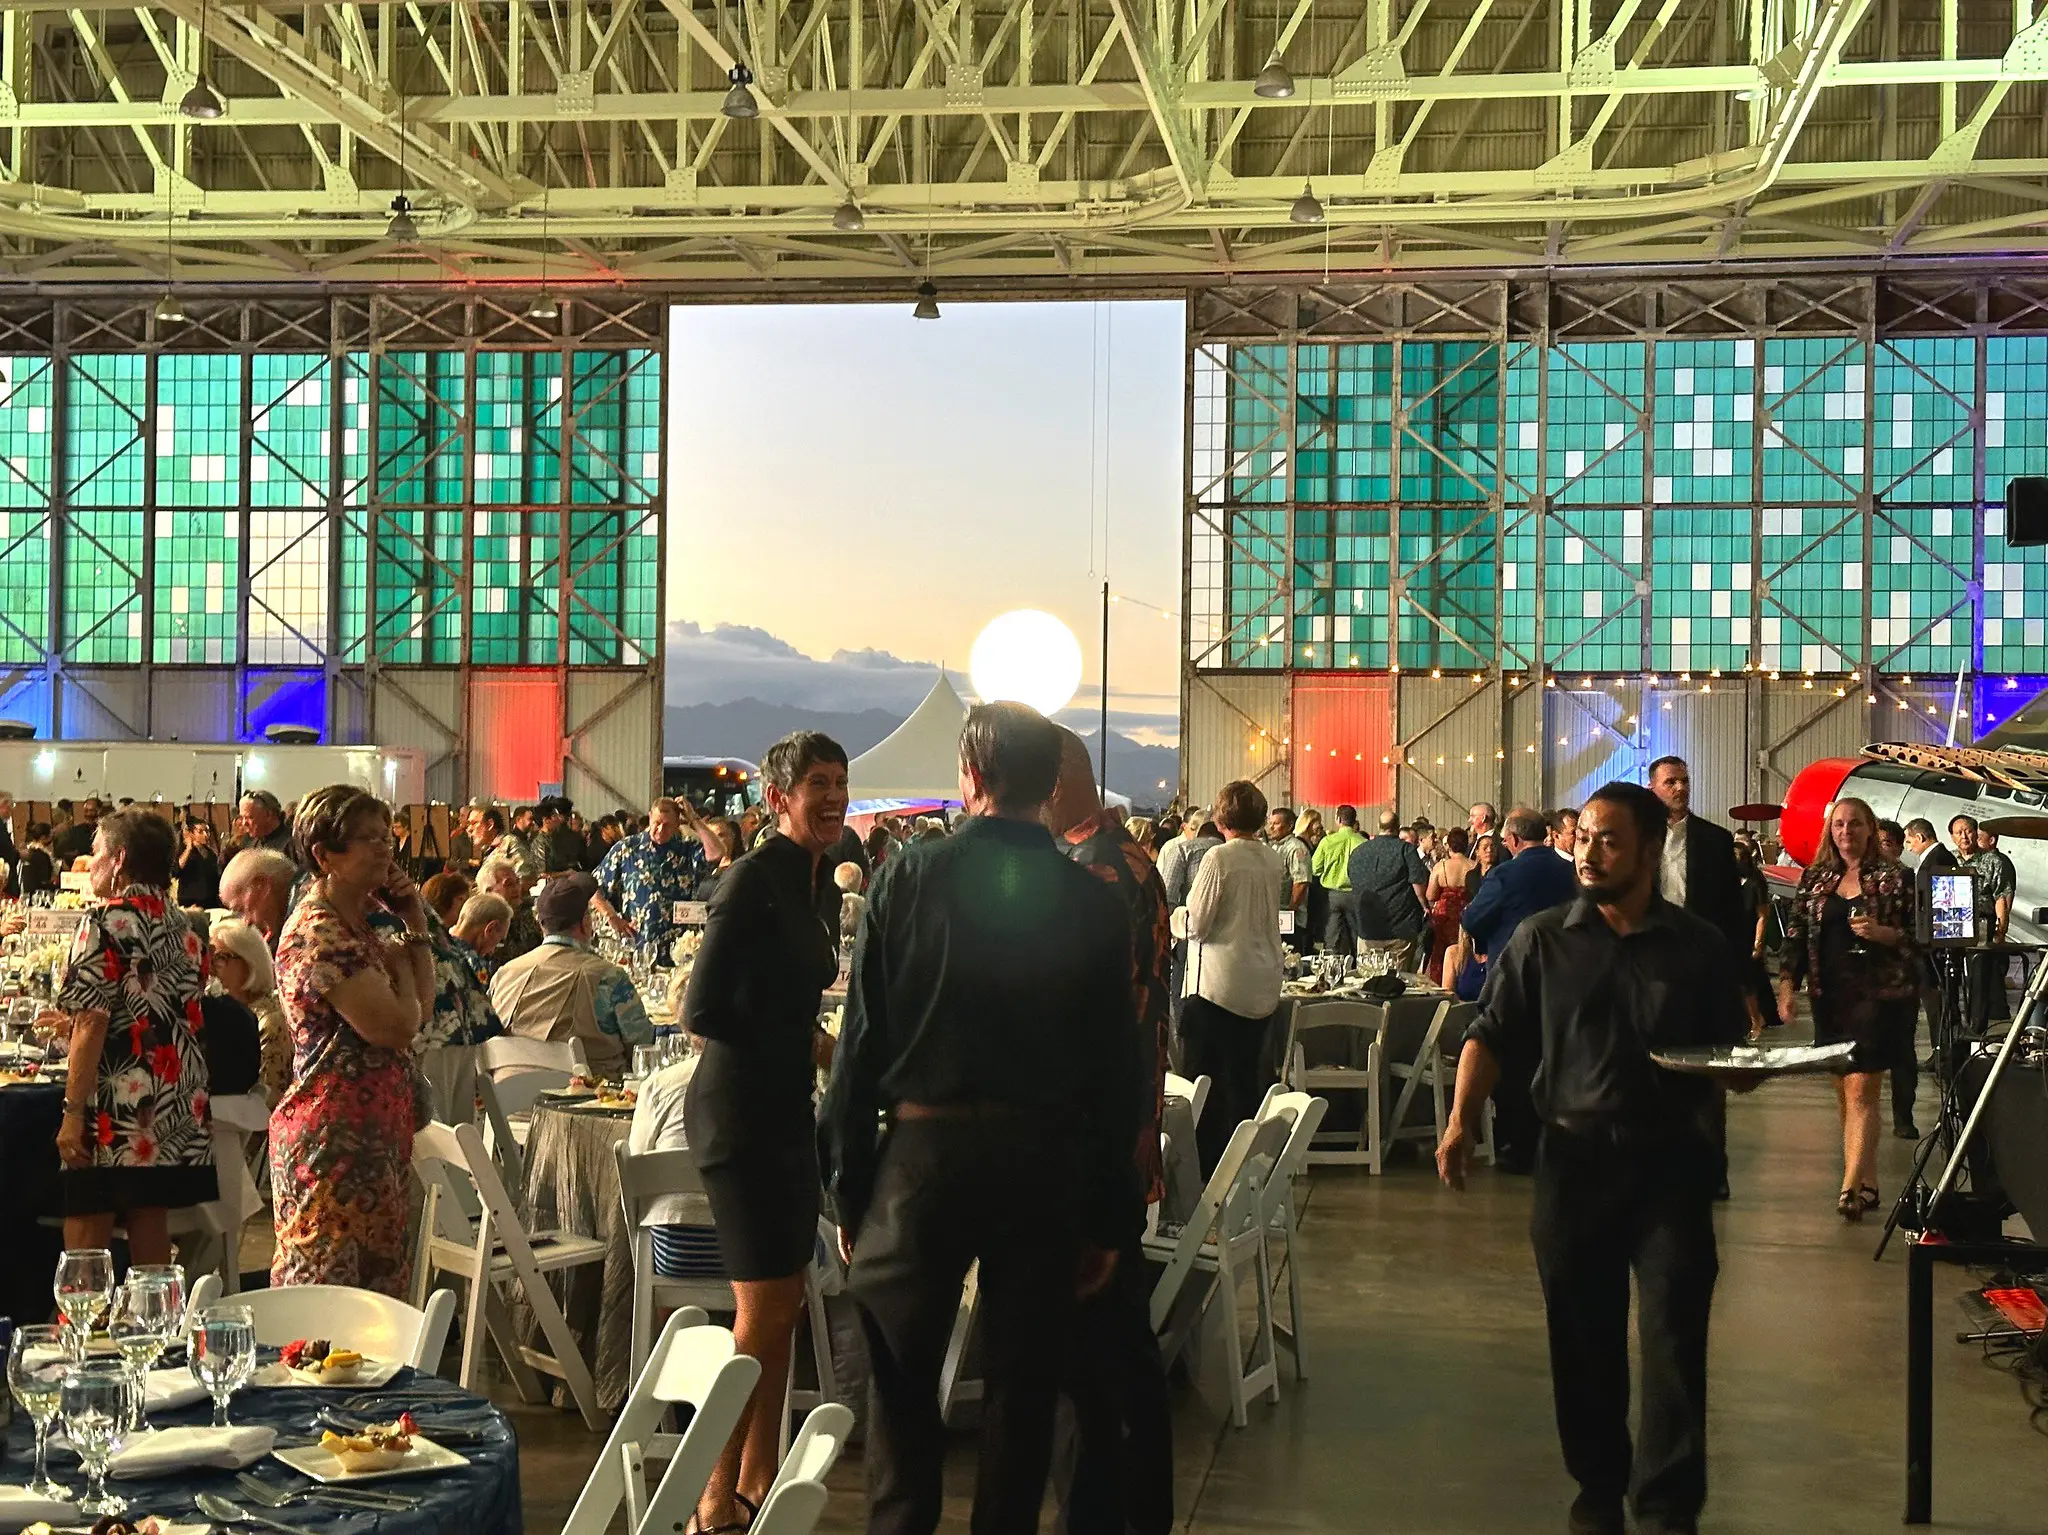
[1179,994,1274,1178]
[1322,890,1358,956]
[1053,1230,1174,1535]
[1532,1129,1719,1532]
[850,1116,1087,1535]
[1491,1062,1540,1170]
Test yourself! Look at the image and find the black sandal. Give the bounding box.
[1859,1185,1881,1213]
[1837,1188,1862,1222]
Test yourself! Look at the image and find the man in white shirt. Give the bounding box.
[1263,805,1313,951]
[1468,802,1500,842]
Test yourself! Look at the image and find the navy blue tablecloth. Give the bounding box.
[0,1366,522,1534]
[0,1080,64,1327]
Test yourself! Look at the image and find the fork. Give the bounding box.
[235,1471,422,1512]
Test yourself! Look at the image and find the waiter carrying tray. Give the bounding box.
[1438,782,1760,1535]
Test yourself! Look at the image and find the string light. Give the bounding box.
[1431,668,1442,679]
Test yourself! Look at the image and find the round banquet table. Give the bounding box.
[0,1078,65,1326]
[0,1366,521,1533]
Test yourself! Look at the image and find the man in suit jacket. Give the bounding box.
[1646,757,1745,953]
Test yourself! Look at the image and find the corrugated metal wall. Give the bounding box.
[1291,675,1395,813]
[567,672,659,812]
[1396,675,1501,828]
[1184,672,1288,810]
[370,670,464,803]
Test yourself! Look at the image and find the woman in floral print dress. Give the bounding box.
[49,809,218,1262]
[269,785,435,1296]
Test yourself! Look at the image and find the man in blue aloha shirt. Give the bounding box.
[592,797,702,962]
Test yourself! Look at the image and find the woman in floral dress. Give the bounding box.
[49,809,217,1262]
[270,785,435,1295]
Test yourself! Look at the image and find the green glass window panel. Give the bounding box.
[1874,337,1973,503]
[1296,343,1391,502]
[61,509,142,663]
[524,512,561,663]
[154,506,237,662]
[336,511,367,663]
[568,349,658,505]
[156,354,242,506]
[1649,508,1751,673]
[1399,342,1496,504]
[1503,344,1542,497]
[1761,337,1864,504]
[1224,503,1287,666]
[340,354,371,508]
[367,507,461,664]
[1501,509,1538,668]
[470,506,524,664]
[0,357,53,508]
[1544,507,1639,670]
[248,509,328,667]
[1297,506,1387,669]
[1760,505,1859,673]
[1652,340,1753,505]
[1986,335,2048,494]
[251,354,330,508]
[1546,343,1644,507]
[0,509,50,662]
[1225,345,1289,504]
[1870,505,1971,675]
[375,351,466,505]
[64,355,145,506]
[475,351,562,504]
[1397,508,1496,670]
[1984,544,2048,673]
[567,507,626,664]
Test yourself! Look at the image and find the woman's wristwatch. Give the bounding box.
[63,1099,89,1118]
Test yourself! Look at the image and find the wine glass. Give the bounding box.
[190,1305,257,1428]
[8,1324,73,1499]
[128,1262,187,1352]
[61,1360,129,1515]
[1847,896,1870,956]
[53,1247,114,1359]
[111,1277,177,1432]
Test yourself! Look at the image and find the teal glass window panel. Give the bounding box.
[156,354,242,507]
[1543,507,1640,670]
[1500,508,1538,668]
[475,351,562,504]
[1397,507,1497,670]
[567,508,634,665]
[0,509,49,662]
[1398,342,1497,504]
[470,506,525,664]
[250,354,331,508]
[1650,508,1752,673]
[248,509,329,666]
[1503,343,1542,497]
[63,355,145,507]
[1652,340,1753,505]
[375,351,466,505]
[336,511,367,663]
[1984,534,2048,673]
[153,506,238,662]
[1225,345,1290,504]
[1295,343,1391,502]
[1224,503,1288,667]
[523,512,562,664]
[0,357,54,508]
[1986,335,2048,492]
[1759,505,1860,672]
[1546,343,1644,507]
[1323,506,1389,670]
[1870,505,1971,675]
[1761,338,1864,503]
[1874,338,1973,503]
[568,349,658,505]
[340,353,371,508]
[61,509,142,663]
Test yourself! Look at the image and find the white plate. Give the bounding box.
[271,1433,469,1484]
[251,1357,406,1390]
[539,1084,596,1099]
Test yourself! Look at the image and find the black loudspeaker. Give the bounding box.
[2009,477,2048,548]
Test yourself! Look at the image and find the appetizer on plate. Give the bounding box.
[280,1337,367,1382]
[320,1412,419,1473]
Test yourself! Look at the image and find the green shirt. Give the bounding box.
[1311,825,1366,890]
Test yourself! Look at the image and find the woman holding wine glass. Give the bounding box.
[1777,796,1918,1220]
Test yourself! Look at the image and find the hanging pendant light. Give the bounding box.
[155,290,187,325]
[833,199,865,232]
[1254,50,1296,99]
[179,77,223,120]
[912,280,940,320]
[722,64,759,120]
[386,193,419,243]
[527,292,559,321]
[1290,183,1325,224]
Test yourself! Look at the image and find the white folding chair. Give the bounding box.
[168,1090,270,1293]
[1143,1113,1293,1428]
[614,1143,838,1459]
[479,1036,588,1080]
[1165,1070,1212,1129]
[1252,1088,1328,1379]
[412,1118,610,1429]
[748,1402,857,1535]
[1284,1000,1389,1171]
[476,1037,584,1186]
[560,1308,761,1535]
[200,1284,459,1374]
[1422,1001,1495,1165]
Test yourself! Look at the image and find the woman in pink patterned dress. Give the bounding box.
[48,809,217,1262]
[269,785,434,1295]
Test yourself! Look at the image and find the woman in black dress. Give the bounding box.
[1777,796,1918,1221]
[682,730,849,1533]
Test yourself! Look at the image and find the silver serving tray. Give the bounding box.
[1649,1041,1856,1076]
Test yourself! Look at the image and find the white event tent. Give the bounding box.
[848,674,970,803]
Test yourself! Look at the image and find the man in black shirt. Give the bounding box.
[1439,782,1753,1535]
[52,796,102,864]
[821,701,1142,1535]
[1345,809,1430,967]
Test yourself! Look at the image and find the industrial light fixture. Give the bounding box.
[528,192,558,320]
[527,292,559,321]
[1254,50,1296,99]
[722,64,759,119]
[180,0,224,119]
[386,193,419,243]
[154,290,186,326]
[833,199,865,232]
[1736,85,1766,102]
[1290,183,1325,224]
[912,280,940,320]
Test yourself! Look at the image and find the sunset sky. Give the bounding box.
[664,300,1186,743]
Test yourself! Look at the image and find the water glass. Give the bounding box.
[111,1277,177,1431]
[190,1305,257,1427]
[61,1360,129,1515]
[52,1247,114,1359]
[127,1262,187,1353]
[7,1323,71,1499]
[632,1044,663,1081]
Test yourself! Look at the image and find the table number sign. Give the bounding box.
[672,901,710,926]
[1277,910,1296,936]
[22,908,89,945]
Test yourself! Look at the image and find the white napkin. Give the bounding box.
[0,1486,75,1531]
[146,1365,211,1410]
[108,1423,277,1479]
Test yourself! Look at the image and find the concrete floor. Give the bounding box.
[503,1070,2048,1533]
